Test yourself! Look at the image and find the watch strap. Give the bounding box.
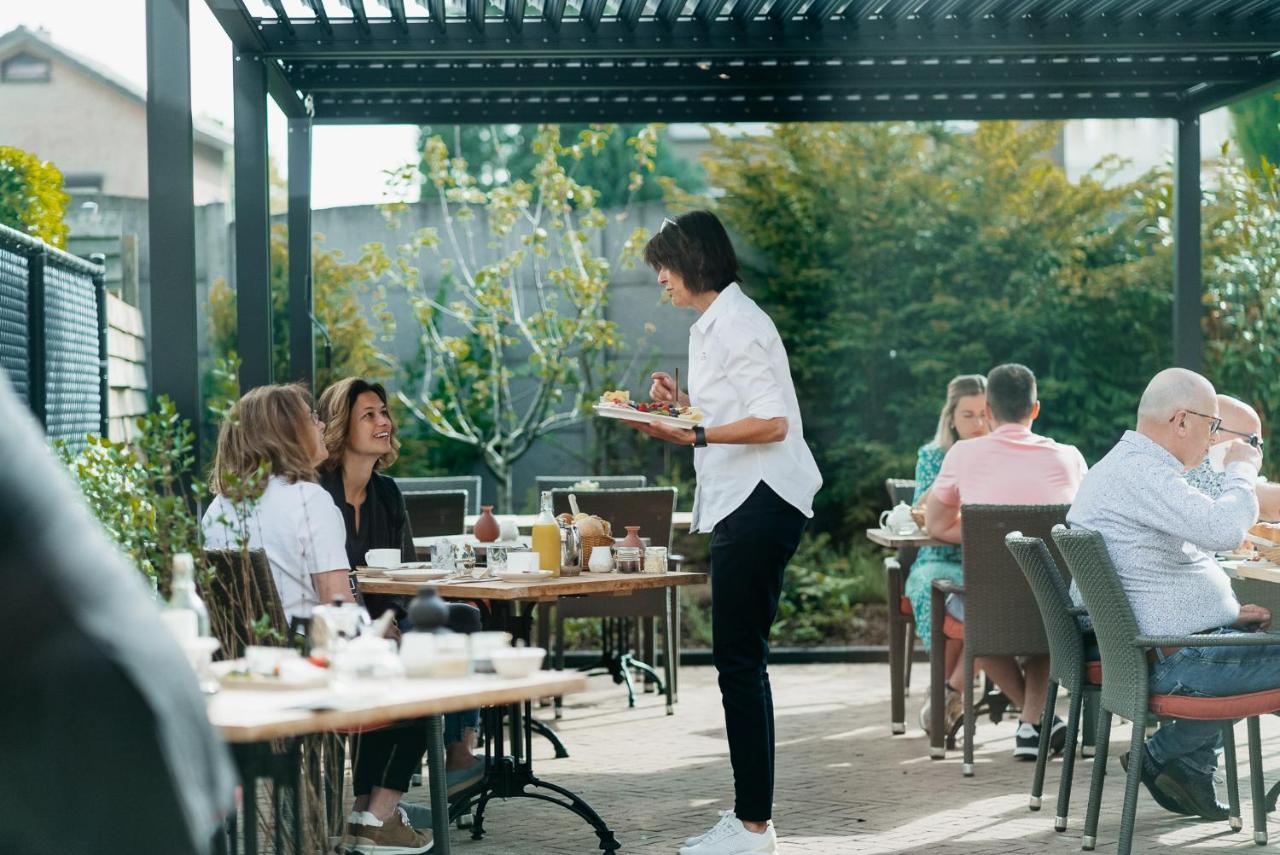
[693,425,707,448]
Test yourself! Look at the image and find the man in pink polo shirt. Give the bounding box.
[924,363,1088,760]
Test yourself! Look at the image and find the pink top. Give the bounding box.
[932,423,1088,507]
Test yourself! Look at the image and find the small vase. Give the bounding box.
[407,586,451,633]
[474,505,500,542]
[621,525,644,552]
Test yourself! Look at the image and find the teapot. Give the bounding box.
[879,501,919,535]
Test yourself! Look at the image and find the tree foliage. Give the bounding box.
[0,146,69,247]
[1228,88,1280,171]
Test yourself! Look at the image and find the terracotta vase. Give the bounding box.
[620,525,644,552]
[474,505,500,542]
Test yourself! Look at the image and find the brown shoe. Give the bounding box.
[349,807,433,854]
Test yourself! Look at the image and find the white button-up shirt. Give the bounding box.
[687,283,822,533]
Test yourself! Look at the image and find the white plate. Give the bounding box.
[592,402,699,429]
[386,567,452,581]
[494,569,555,582]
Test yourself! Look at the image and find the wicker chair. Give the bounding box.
[930,503,1069,775]
[1005,532,1100,830]
[883,477,919,735]
[548,486,678,715]
[1053,524,1280,853]
[203,548,295,659]
[401,489,468,538]
[395,475,483,516]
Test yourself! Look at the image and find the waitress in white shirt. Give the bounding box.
[634,210,821,855]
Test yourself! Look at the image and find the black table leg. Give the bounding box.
[425,715,452,855]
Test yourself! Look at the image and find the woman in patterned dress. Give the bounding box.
[903,374,987,733]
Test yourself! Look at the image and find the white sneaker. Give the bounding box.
[684,810,735,847]
[679,814,777,855]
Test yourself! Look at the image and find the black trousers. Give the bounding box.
[709,481,806,823]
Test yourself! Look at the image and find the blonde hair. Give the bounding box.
[316,377,400,472]
[208,384,319,495]
[934,374,988,451]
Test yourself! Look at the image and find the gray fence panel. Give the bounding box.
[42,261,102,445]
[0,245,29,403]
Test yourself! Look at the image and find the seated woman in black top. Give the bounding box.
[318,377,484,798]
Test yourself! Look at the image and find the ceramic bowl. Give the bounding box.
[490,646,545,679]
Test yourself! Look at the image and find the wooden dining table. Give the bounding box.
[209,671,587,855]
[461,510,694,532]
[353,568,706,852]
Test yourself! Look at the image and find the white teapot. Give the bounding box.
[879,501,919,535]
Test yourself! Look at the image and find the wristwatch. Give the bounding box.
[693,425,707,448]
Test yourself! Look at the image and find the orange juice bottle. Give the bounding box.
[531,490,561,576]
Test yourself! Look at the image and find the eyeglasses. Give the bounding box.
[1217,425,1265,449]
[1170,409,1222,435]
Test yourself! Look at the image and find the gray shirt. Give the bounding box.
[1067,430,1255,636]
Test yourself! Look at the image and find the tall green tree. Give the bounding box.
[1229,88,1280,170]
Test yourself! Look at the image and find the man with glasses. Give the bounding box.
[1186,394,1280,520]
[1067,368,1275,822]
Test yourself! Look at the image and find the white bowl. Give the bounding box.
[365,548,403,569]
[489,646,546,679]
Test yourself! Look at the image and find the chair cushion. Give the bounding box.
[899,596,913,618]
[943,614,964,640]
[1085,661,1102,685]
[1149,687,1280,720]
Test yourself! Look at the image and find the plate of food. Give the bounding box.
[212,657,329,691]
[594,390,703,429]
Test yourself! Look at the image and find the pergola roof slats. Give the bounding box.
[301,0,334,35]
[208,0,1280,124]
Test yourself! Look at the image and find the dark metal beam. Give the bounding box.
[145,0,201,458]
[233,53,273,393]
[287,118,314,393]
[1187,65,1280,113]
[619,0,648,30]
[656,0,686,29]
[769,0,807,25]
[543,0,568,30]
[255,18,1280,60]
[429,0,447,31]
[1172,113,1202,373]
[505,0,527,31]
[388,0,410,32]
[806,0,849,23]
[204,0,309,116]
[731,0,769,27]
[467,0,486,32]
[302,0,333,36]
[266,0,296,36]
[581,0,608,31]
[344,0,372,35]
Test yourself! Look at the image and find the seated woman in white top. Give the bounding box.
[201,383,433,855]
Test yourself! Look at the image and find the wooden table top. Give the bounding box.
[1221,559,1280,584]
[356,569,707,601]
[209,671,587,743]
[865,528,946,549]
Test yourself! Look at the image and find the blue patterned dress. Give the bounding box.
[902,441,964,651]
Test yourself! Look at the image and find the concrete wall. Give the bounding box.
[0,45,226,204]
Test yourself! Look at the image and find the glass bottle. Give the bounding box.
[168,552,209,638]
[531,490,562,576]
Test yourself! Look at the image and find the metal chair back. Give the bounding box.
[395,475,482,516]
[960,504,1070,658]
[402,489,468,538]
[1005,532,1085,694]
[1051,525,1149,721]
[550,486,676,548]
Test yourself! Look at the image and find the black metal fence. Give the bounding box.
[0,223,108,446]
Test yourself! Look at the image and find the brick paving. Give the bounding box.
[401,663,1280,855]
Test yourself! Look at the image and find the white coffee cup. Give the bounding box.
[365,548,402,569]
[505,551,540,573]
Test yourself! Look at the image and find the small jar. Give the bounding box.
[643,546,668,574]
[614,546,643,574]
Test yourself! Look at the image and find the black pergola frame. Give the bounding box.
[145,0,1280,452]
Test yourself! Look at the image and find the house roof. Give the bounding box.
[206,0,1280,125]
[0,25,232,152]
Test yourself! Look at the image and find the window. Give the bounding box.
[62,173,104,195]
[2,52,51,83]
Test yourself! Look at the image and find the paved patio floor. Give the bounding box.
[400,663,1280,855]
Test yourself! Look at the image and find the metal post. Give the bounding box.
[26,248,46,426]
[145,0,201,457]
[1173,113,1203,372]
[233,52,273,392]
[91,252,109,438]
[287,117,314,393]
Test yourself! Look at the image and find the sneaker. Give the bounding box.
[338,812,376,855]
[446,759,485,797]
[919,688,964,737]
[1154,760,1229,822]
[684,810,735,848]
[1120,751,1195,817]
[1013,721,1041,760]
[397,801,432,829]
[1047,715,1068,755]
[348,807,434,854]
[679,814,777,855]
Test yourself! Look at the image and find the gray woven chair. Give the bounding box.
[1052,524,1280,853]
[929,503,1069,775]
[402,489,468,538]
[884,477,919,735]
[1005,532,1100,830]
[395,475,483,515]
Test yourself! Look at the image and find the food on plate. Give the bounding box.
[1248,522,1280,544]
[597,391,704,423]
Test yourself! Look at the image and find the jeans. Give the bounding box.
[352,721,429,795]
[1147,627,1280,775]
[710,482,807,823]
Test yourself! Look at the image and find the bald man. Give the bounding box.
[1067,368,1279,822]
[1186,394,1280,520]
